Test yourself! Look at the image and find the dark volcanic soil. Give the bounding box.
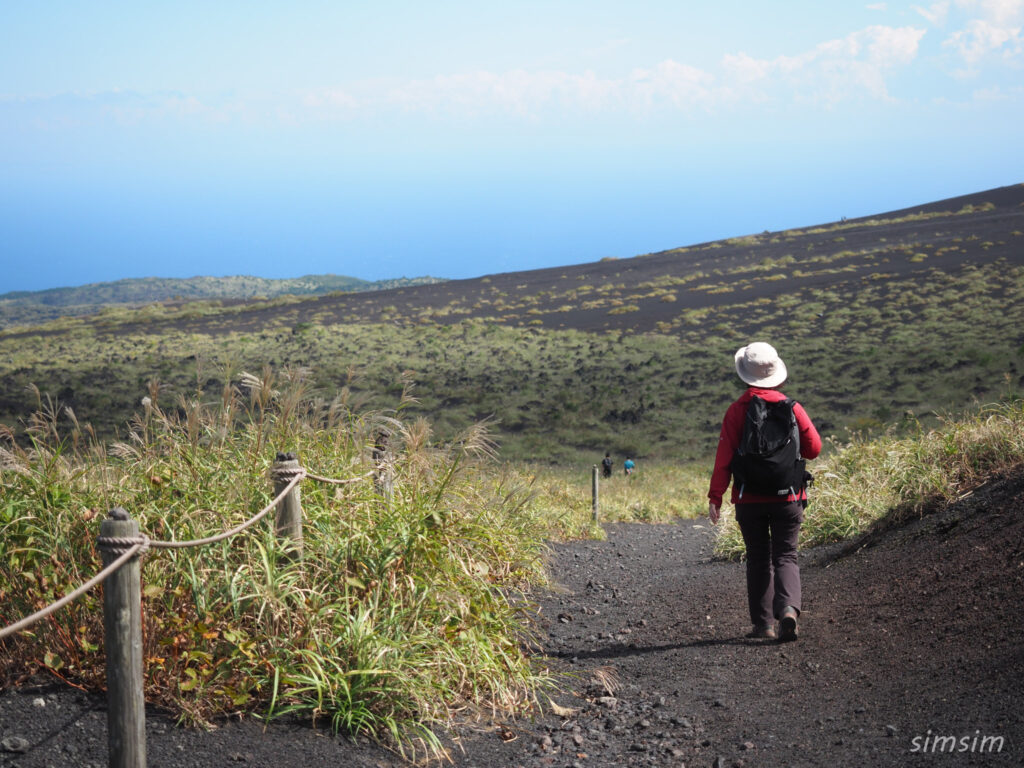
[3,471,1022,768]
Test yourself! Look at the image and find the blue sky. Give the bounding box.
[2,1,1023,293]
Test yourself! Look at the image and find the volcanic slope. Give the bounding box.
[48,182,1024,339]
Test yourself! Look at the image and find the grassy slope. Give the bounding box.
[1,184,1022,465]
[0,274,445,329]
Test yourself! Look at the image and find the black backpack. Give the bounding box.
[731,396,807,499]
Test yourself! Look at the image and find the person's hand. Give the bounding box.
[708,502,720,525]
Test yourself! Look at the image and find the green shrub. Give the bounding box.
[0,373,552,758]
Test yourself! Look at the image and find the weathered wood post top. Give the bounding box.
[271,451,304,560]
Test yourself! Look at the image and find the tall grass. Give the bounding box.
[0,371,552,759]
[522,461,708,539]
[713,401,1024,559]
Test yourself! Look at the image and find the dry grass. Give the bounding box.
[713,401,1024,559]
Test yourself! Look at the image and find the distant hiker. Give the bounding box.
[624,457,636,476]
[602,452,614,479]
[707,342,821,642]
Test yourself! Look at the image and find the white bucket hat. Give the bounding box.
[735,342,788,388]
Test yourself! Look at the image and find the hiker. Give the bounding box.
[624,457,635,476]
[707,342,821,641]
[601,452,614,478]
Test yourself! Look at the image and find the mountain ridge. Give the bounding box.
[0,274,445,329]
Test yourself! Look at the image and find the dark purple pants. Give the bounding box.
[735,501,804,627]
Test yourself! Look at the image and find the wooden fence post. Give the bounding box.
[98,508,146,768]
[592,465,599,522]
[373,428,394,504]
[272,452,304,560]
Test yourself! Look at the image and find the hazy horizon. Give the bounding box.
[2,179,1017,297]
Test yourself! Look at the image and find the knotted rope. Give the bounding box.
[1,457,377,639]
[0,536,149,640]
[0,470,303,638]
[304,468,376,485]
[149,469,305,549]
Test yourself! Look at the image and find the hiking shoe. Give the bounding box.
[746,624,777,640]
[778,607,799,642]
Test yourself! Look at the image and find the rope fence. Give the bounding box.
[304,469,375,485]
[149,470,304,550]
[0,451,381,768]
[0,537,149,641]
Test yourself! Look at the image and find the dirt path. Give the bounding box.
[2,473,1022,767]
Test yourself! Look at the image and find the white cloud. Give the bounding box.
[867,3,889,11]
[300,65,716,120]
[721,52,774,84]
[628,60,715,110]
[722,25,925,102]
[914,1,951,25]
[365,25,926,118]
[946,17,1023,62]
[944,0,1024,65]
[866,24,928,63]
[380,69,624,118]
[5,25,933,130]
[962,0,1024,26]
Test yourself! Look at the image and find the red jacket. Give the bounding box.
[708,387,822,507]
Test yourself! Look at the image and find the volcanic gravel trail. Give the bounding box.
[2,472,1022,767]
